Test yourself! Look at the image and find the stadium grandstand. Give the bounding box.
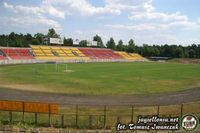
[0,45,145,63]
[115,51,143,60]
[79,48,123,60]
[0,47,34,60]
[0,50,7,60]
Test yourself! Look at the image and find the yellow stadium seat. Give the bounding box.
[115,51,142,60]
[51,47,60,50]
[66,50,72,53]
[70,48,78,50]
[31,45,87,61]
[40,46,51,50]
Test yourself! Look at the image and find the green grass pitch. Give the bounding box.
[0,62,200,95]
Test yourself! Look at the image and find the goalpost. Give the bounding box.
[54,62,68,72]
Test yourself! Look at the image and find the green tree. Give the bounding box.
[8,32,17,47]
[127,39,135,53]
[63,38,73,46]
[162,44,172,57]
[0,34,7,47]
[142,44,151,56]
[79,40,87,47]
[106,37,115,50]
[34,33,45,45]
[116,40,123,51]
[47,28,60,38]
[25,33,32,42]
[198,45,200,58]
[189,49,195,58]
[93,35,104,48]
[31,39,40,45]
[174,47,184,58]
[191,44,198,58]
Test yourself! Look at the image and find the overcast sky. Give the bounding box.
[0,0,200,45]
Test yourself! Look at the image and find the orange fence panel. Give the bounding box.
[50,104,59,114]
[0,100,58,114]
[24,102,49,113]
[0,100,23,111]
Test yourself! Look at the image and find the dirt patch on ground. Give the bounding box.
[169,58,200,64]
[63,69,74,72]
[0,84,51,93]
[0,86,200,106]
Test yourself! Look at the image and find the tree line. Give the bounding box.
[106,38,200,58]
[0,29,199,58]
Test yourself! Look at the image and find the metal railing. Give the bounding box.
[0,102,199,129]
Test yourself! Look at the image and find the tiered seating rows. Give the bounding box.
[0,50,6,60]
[129,53,144,60]
[0,48,34,60]
[115,51,139,60]
[0,55,6,60]
[31,46,89,60]
[79,48,123,59]
[0,46,143,61]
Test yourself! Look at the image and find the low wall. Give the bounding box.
[0,59,147,65]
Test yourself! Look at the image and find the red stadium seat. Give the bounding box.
[79,48,123,60]
[0,49,7,60]
[0,55,6,60]
[0,48,34,60]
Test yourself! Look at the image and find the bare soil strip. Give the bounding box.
[0,87,200,106]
